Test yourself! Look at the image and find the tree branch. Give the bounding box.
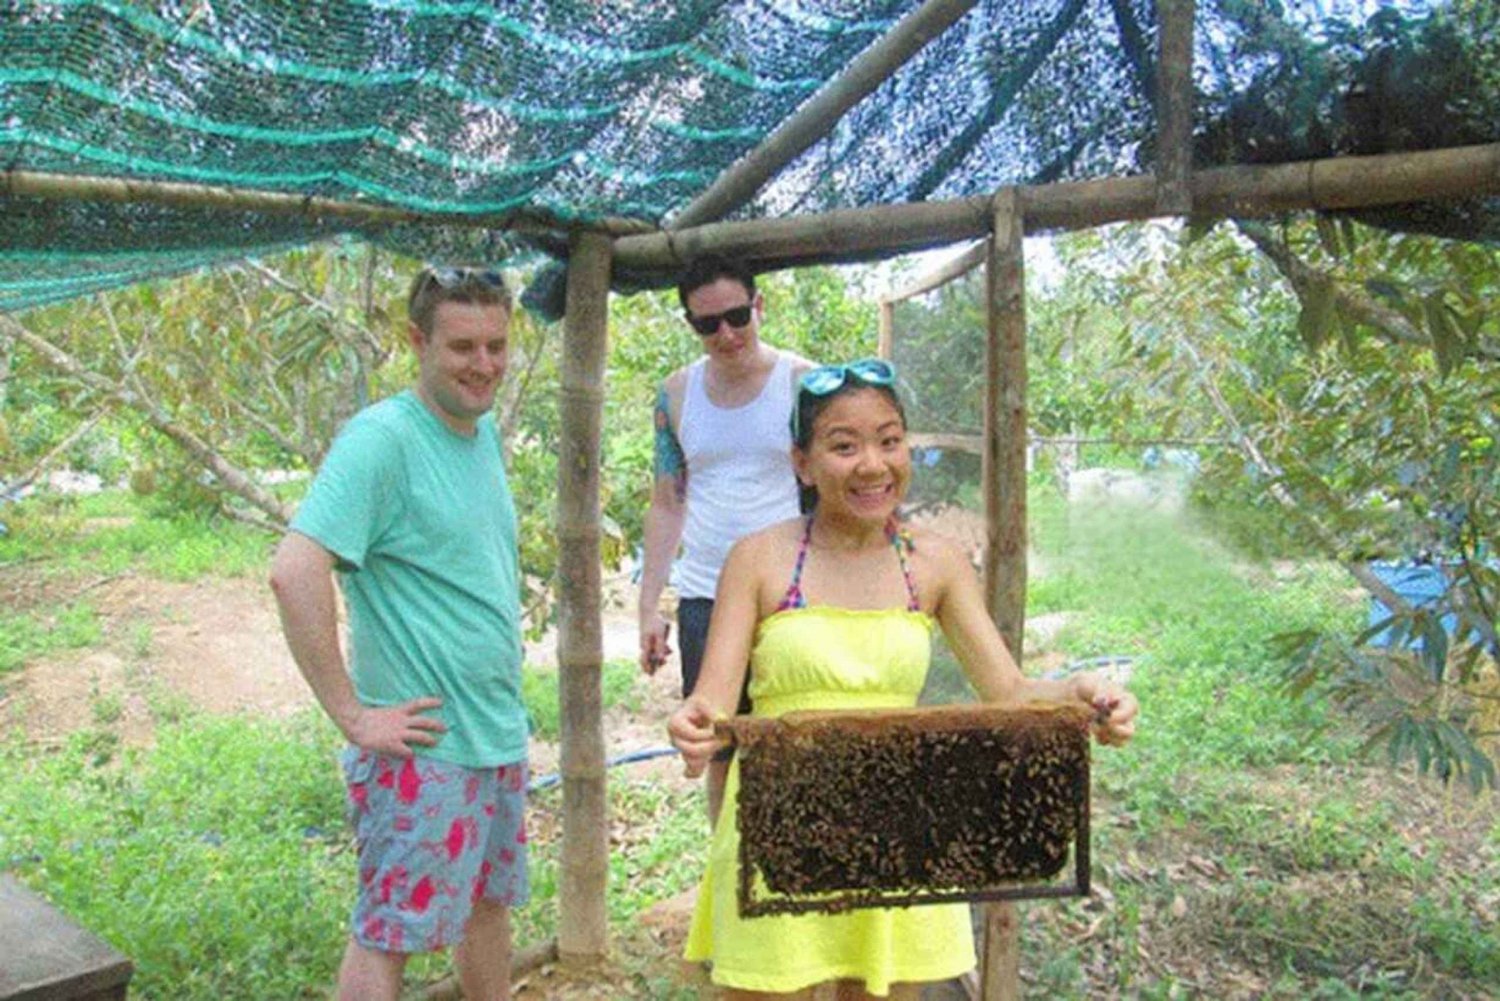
[246,259,387,362]
[500,323,555,447]
[1170,329,1414,614]
[1235,218,1500,362]
[0,404,113,497]
[0,313,291,524]
[226,396,318,467]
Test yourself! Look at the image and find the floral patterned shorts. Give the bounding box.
[340,747,530,954]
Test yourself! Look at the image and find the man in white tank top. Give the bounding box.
[638,256,812,825]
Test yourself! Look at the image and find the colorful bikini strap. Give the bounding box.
[774,515,921,613]
[887,517,922,612]
[774,516,816,612]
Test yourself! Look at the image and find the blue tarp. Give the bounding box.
[1366,561,1486,649]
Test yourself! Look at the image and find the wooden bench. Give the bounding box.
[0,875,132,1001]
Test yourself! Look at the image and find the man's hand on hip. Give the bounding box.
[343,697,446,758]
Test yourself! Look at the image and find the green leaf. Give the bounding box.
[1424,294,1463,377]
[1315,214,1342,258]
[1364,278,1403,305]
[1296,277,1336,352]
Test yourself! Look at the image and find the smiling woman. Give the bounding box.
[666,359,1138,1000]
[789,358,906,519]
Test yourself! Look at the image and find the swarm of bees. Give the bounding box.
[725,703,1092,917]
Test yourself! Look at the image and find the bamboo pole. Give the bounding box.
[878,299,894,361]
[8,143,1496,272]
[978,188,1028,1001]
[883,240,987,304]
[1154,0,1196,215]
[556,230,612,963]
[671,0,981,229]
[0,167,655,237]
[616,142,1500,273]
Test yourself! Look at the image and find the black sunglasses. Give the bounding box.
[425,267,506,290]
[685,303,753,336]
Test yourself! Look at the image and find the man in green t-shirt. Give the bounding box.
[271,267,526,1001]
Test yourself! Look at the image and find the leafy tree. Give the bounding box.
[1053,218,1499,788]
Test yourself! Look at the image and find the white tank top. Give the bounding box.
[677,351,801,599]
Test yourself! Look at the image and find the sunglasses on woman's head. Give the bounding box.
[799,358,897,396]
[791,358,899,439]
[685,303,754,336]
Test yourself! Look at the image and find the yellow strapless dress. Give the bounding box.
[683,606,977,995]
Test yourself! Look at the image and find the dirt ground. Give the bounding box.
[1,566,691,787]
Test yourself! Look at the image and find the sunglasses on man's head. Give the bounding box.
[685,303,754,336]
[791,358,899,439]
[425,267,506,290]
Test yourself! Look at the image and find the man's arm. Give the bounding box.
[269,531,445,756]
[638,380,688,675]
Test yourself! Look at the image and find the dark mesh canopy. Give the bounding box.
[1,0,1496,312]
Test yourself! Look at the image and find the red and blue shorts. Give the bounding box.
[340,747,530,954]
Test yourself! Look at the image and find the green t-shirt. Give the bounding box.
[290,390,527,767]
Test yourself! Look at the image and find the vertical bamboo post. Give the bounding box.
[877,298,894,360]
[1154,0,1196,215]
[978,187,1027,1001]
[557,230,611,963]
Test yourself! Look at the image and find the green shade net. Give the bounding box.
[1,0,1496,314]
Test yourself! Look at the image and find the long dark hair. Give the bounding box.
[791,381,907,514]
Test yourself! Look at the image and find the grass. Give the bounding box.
[0,488,274,580]
[0,601,102,674]
[0,713,350,999]
[0,709,708,1001]
[521,657,646,741]
[1010,492,1499,998]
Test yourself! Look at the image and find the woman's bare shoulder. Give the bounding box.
[903,522,968,561]
[724,516,803,566]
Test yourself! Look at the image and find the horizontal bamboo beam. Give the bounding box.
[8,143,1495,275]
[908,432,1231,454]
[617,142,1500,273]
[908,431,983,453]
[0,168,657,238]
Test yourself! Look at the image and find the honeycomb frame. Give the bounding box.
[722,702,1093,918]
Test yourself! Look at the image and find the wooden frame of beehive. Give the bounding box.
[720,702,1093,918]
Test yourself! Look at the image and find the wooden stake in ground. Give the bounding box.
[978,187,1028,1001]
[557,231,611,964]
